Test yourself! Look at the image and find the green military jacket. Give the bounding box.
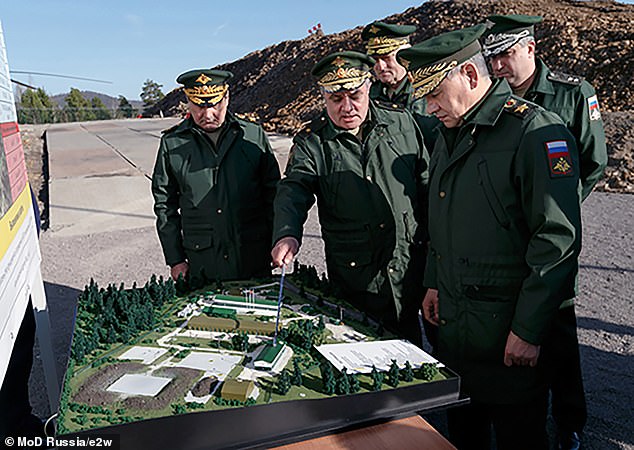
[423,80,582,404]
[370,78,440,152]
[151,112,280,282]
[524,59,607,200]
[273,102,429,336]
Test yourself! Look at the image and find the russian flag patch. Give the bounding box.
[587,95,601,121]
[546,140,573,177]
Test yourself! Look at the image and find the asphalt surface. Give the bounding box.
[26,118,633,449]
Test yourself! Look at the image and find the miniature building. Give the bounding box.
[254,343,285,370]
[220,379,256,402]
[210,293,278,316]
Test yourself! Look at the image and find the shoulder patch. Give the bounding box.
[545,140,574,178]
[503,97,537,119]
[547,71,583,86]
[587,95,602,121]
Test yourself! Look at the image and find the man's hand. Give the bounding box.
[271,237,300,267]
[422,288,440,326]
[170,261,189,281]
[504,331,540,367]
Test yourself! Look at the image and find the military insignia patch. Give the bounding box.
[546,140,573,177]
[587,95,601,121]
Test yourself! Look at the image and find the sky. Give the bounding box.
[1,1,423,101]
[3,1,633,101]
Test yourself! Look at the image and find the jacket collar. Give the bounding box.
[526,58,555,96]
[461,78,511,127]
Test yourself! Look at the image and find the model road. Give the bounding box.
[27,119,633,449]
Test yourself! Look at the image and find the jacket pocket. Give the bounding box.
[182,231,213,251]
[464,298,515,362]
[325,230,374,293]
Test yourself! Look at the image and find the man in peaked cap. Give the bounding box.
[362,21,440,153]
[483,14,608,449]
[271,51,430,346]
[399,25,582,449]
[152,69,280,286]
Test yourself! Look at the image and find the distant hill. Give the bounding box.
[51,91,143,110]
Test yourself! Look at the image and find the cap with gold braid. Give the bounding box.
[361,21,416,56]
[312,51,375,93]
[177,69,233,107]
[482,15,543,58]
[397,24,486,99]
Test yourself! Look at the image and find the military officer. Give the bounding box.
[362,21,440,153]
[482,15,607,200]
[152,69,280,284]
[399,25,581,449]
[271,51,429,345]
[482,15,607,448]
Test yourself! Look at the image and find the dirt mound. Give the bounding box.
[145,0,633,193]
[147,0,633,126]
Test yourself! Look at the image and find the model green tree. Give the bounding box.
[231,332,248,352]
[140,79,165,108]
[320,361,336,395]
[387,359,400,387]
[371,365,384,392]
[349,372,360,393]
[291,359,303,386]
[276,369,292,395]
[402,361,414,382]
[336,368,351,395]
[419,363,439,381]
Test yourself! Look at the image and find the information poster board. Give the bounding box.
[0,20,42,386]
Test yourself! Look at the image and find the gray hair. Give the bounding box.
[447,52,490,79]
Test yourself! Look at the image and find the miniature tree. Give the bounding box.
[320,361,336,395]
[291,359,303,386]
[402,361,414,382]
[349,372,361,393]
[387,359,400,387]
[336,368,351,395]
[371,365,384,391]
[419,363,439,381]
[276,369,292,395]
[317,315,325,332]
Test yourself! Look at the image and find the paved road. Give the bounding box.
[29,119,633,449]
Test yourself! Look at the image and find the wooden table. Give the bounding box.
[273,415,456,450]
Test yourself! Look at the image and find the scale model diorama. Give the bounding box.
[57,263,460,449]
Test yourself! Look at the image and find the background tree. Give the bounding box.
[116,96,136,118]
[18,88,55,124]
[64,88,94,122]
[419,363,439,381]
[140,79,165,109]
[349,372,360,393]
[91,97,112,120]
